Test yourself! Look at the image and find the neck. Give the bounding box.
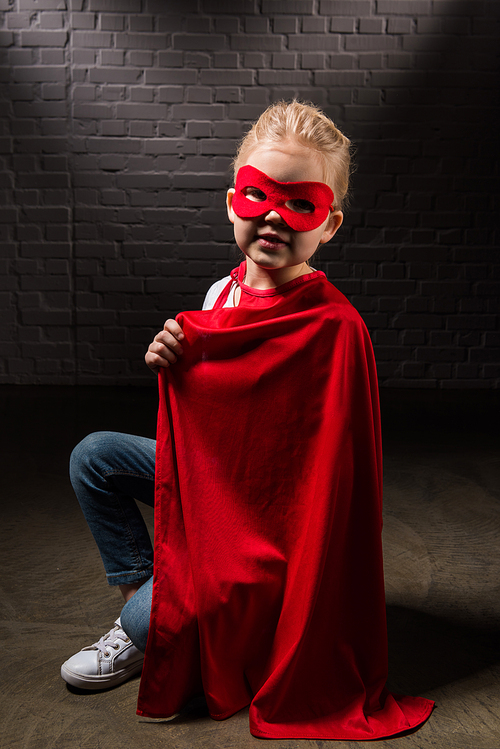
[243,258,312,290]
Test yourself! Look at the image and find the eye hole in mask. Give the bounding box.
[232,165,334,232]
[243,187,316,215]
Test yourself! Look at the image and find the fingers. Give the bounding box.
[145,319,185,373]
[155,319,184,358]
[163,318,184,340]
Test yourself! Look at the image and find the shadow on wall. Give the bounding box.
[345,0,499,251]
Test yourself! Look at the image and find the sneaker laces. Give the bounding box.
[86,621,129,656]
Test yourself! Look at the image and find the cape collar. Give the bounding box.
[231,261,324,298]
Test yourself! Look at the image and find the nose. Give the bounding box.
[264,209,286,224]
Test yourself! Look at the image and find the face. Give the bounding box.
[226,140,343,279]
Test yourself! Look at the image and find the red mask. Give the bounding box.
[232,165,334,232]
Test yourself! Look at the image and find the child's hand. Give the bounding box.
[145,319,185,374]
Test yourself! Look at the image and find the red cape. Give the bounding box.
[137,263,434,740]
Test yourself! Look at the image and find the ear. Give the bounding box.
[226,188,236,225]
[319,209,343,245]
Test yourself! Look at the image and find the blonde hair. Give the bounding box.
[232,100,352,211]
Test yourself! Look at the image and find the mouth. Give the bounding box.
[256,233,289,250]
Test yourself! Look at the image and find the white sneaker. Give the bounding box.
[61,618,144,690]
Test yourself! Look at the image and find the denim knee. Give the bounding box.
[69,431,113,486]
[120,577,153,654]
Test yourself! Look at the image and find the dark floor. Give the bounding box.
[0,386,499,749]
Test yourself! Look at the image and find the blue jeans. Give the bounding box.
[70,431,156,652]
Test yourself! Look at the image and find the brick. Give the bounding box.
[245,17,270,34]
[186,87,211,104]
[7,13,31,29]
[387,18,413,34]
[370,71,427,88]
[185,52,211,68]
[130,51,154,66]
[145,69,197,85]
[18,0,66,6]
[40,12,65,28]
[231,34,284,51]
[319,0,371,14]
[157,51,184,67]
[365,280,416,295]
[87,138,141,153]
[7,49,33,66]
[172,34,226,51]
[7,85,34,100]
[214,18,240,34]
[73,31,113,48]
[74,85,95,101]
[258,70,310,85]
[272,53,297,69]
[330,18,356,33]
[416,347,466,363]
[200,139,238,155]
[376,0,431,13]
[173,174,228,190]
[213,52,239,67]
[273,17,298,33]
[71,13,96,30]
[288,34,340,50]
[41,83,67,100]
[158,87,184,103]
[13,67,66,82]
[215,87,240,103]
[129,12,154,31]
[17,172,69,188]
[144,139,196,155]
[171,104,225,120]
[73,103,113,119]
[213,121,244,138]
[94,277,143,292]
[131,87,154,102]
[345,35,397,51]
[73,49,95,64]
[301,53,326,69]
[101,50,125,65]
[393,314,442,329]
[17,102,69,121]
[315,71,365,86]
[328,54,356,69]
[202,0,258,11]
[21,276,70,291]
[116,33,168,49]
[302,17,327,32]
[263,0,314,12]
[200,70,254,85]
[116,174,171,188]
[89,68,142,83]
[22,310,71,325]
[88,0,141,9]
[359,18,385,34]
[115,103,168,119]
[243,53,266,68]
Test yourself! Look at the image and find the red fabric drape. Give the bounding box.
[137,263,434,740]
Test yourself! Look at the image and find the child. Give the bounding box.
[62,101,434,740]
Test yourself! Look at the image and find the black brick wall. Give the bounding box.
[0,0,498,386]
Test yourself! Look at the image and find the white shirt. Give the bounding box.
[202,276,235,310]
